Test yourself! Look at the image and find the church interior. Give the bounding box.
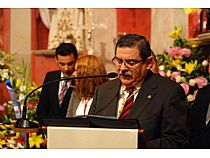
[1,9,209,84]
[1,8,210,150]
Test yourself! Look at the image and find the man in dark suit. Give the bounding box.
[36,43,78,118]
[190,54,210,148]
[89,34,189,148]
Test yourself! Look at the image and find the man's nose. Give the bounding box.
[120,61,129,70]
[63,65,69,71]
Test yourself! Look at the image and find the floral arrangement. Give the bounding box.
[0,59,41,122]
[0,51,43,148]
[184,8,202,14]
[0,50,17,82]
[0,123,46,149]
[0,123,24,149]
[9,61,42,121]
[157,26,210,108]
[0,49,20,122]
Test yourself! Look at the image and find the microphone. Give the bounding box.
[15,72,118,128]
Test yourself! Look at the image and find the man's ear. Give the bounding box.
[145,56,153,70]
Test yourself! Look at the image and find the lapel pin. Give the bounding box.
[147,95,152,99]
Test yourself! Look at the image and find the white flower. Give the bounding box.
[176,65,182,71]
[159,65,165,71]
[17,143,24,149]
[187,94,194,102]
[0,60,4,66]
[166,70,172,77]
[0,69,9,80]
[181,76,186,82]
[7,140,16,148]
[8,100,13,104]
[19,85,26,92]
[189,79,196,87]
[19,93,25,101]
[202,60,208,67]
[175,75,182,83]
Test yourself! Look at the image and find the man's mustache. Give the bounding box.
[119,70,132,76]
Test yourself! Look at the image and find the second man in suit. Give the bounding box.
[36,43,78,118]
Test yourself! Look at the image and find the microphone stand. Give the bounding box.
[15,73,118,128]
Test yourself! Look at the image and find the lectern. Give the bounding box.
[43,116,144,149]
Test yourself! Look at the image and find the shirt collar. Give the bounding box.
[121,84,141,92]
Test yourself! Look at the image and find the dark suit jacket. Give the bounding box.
[89,71,189,148]
[189,84,210,148]
[36,70,74,118]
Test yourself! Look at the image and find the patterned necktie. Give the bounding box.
[60,80,68,104]
[119,87,135,119]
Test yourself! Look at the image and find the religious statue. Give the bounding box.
[39,8,86,51]
[39,8,106,54]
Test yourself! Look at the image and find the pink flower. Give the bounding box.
[180,83,190,95]
[17,136,25,144]
[171,71,180,79]
[180,48,192,57]
[167,47,181,58]
[159,71,166,77]
[27,102,35,109]
[195,76,208,88]
[0,104,5,111]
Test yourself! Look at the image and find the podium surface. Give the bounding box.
[47,126,139,149]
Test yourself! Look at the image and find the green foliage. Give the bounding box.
[0,52,40,122]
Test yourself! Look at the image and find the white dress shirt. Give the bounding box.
[206,102,210,125]
[76,98,93,116]
[58,72,72,106]
[116,85,141,118]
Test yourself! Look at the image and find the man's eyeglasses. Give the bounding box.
[112,56,144,67]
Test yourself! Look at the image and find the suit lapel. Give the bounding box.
[206,121,210,128]
[59,80,75,115]
[50,71,61,112]
[128,72,158,119]
[97,79,121,116]
[203,85,210,128]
